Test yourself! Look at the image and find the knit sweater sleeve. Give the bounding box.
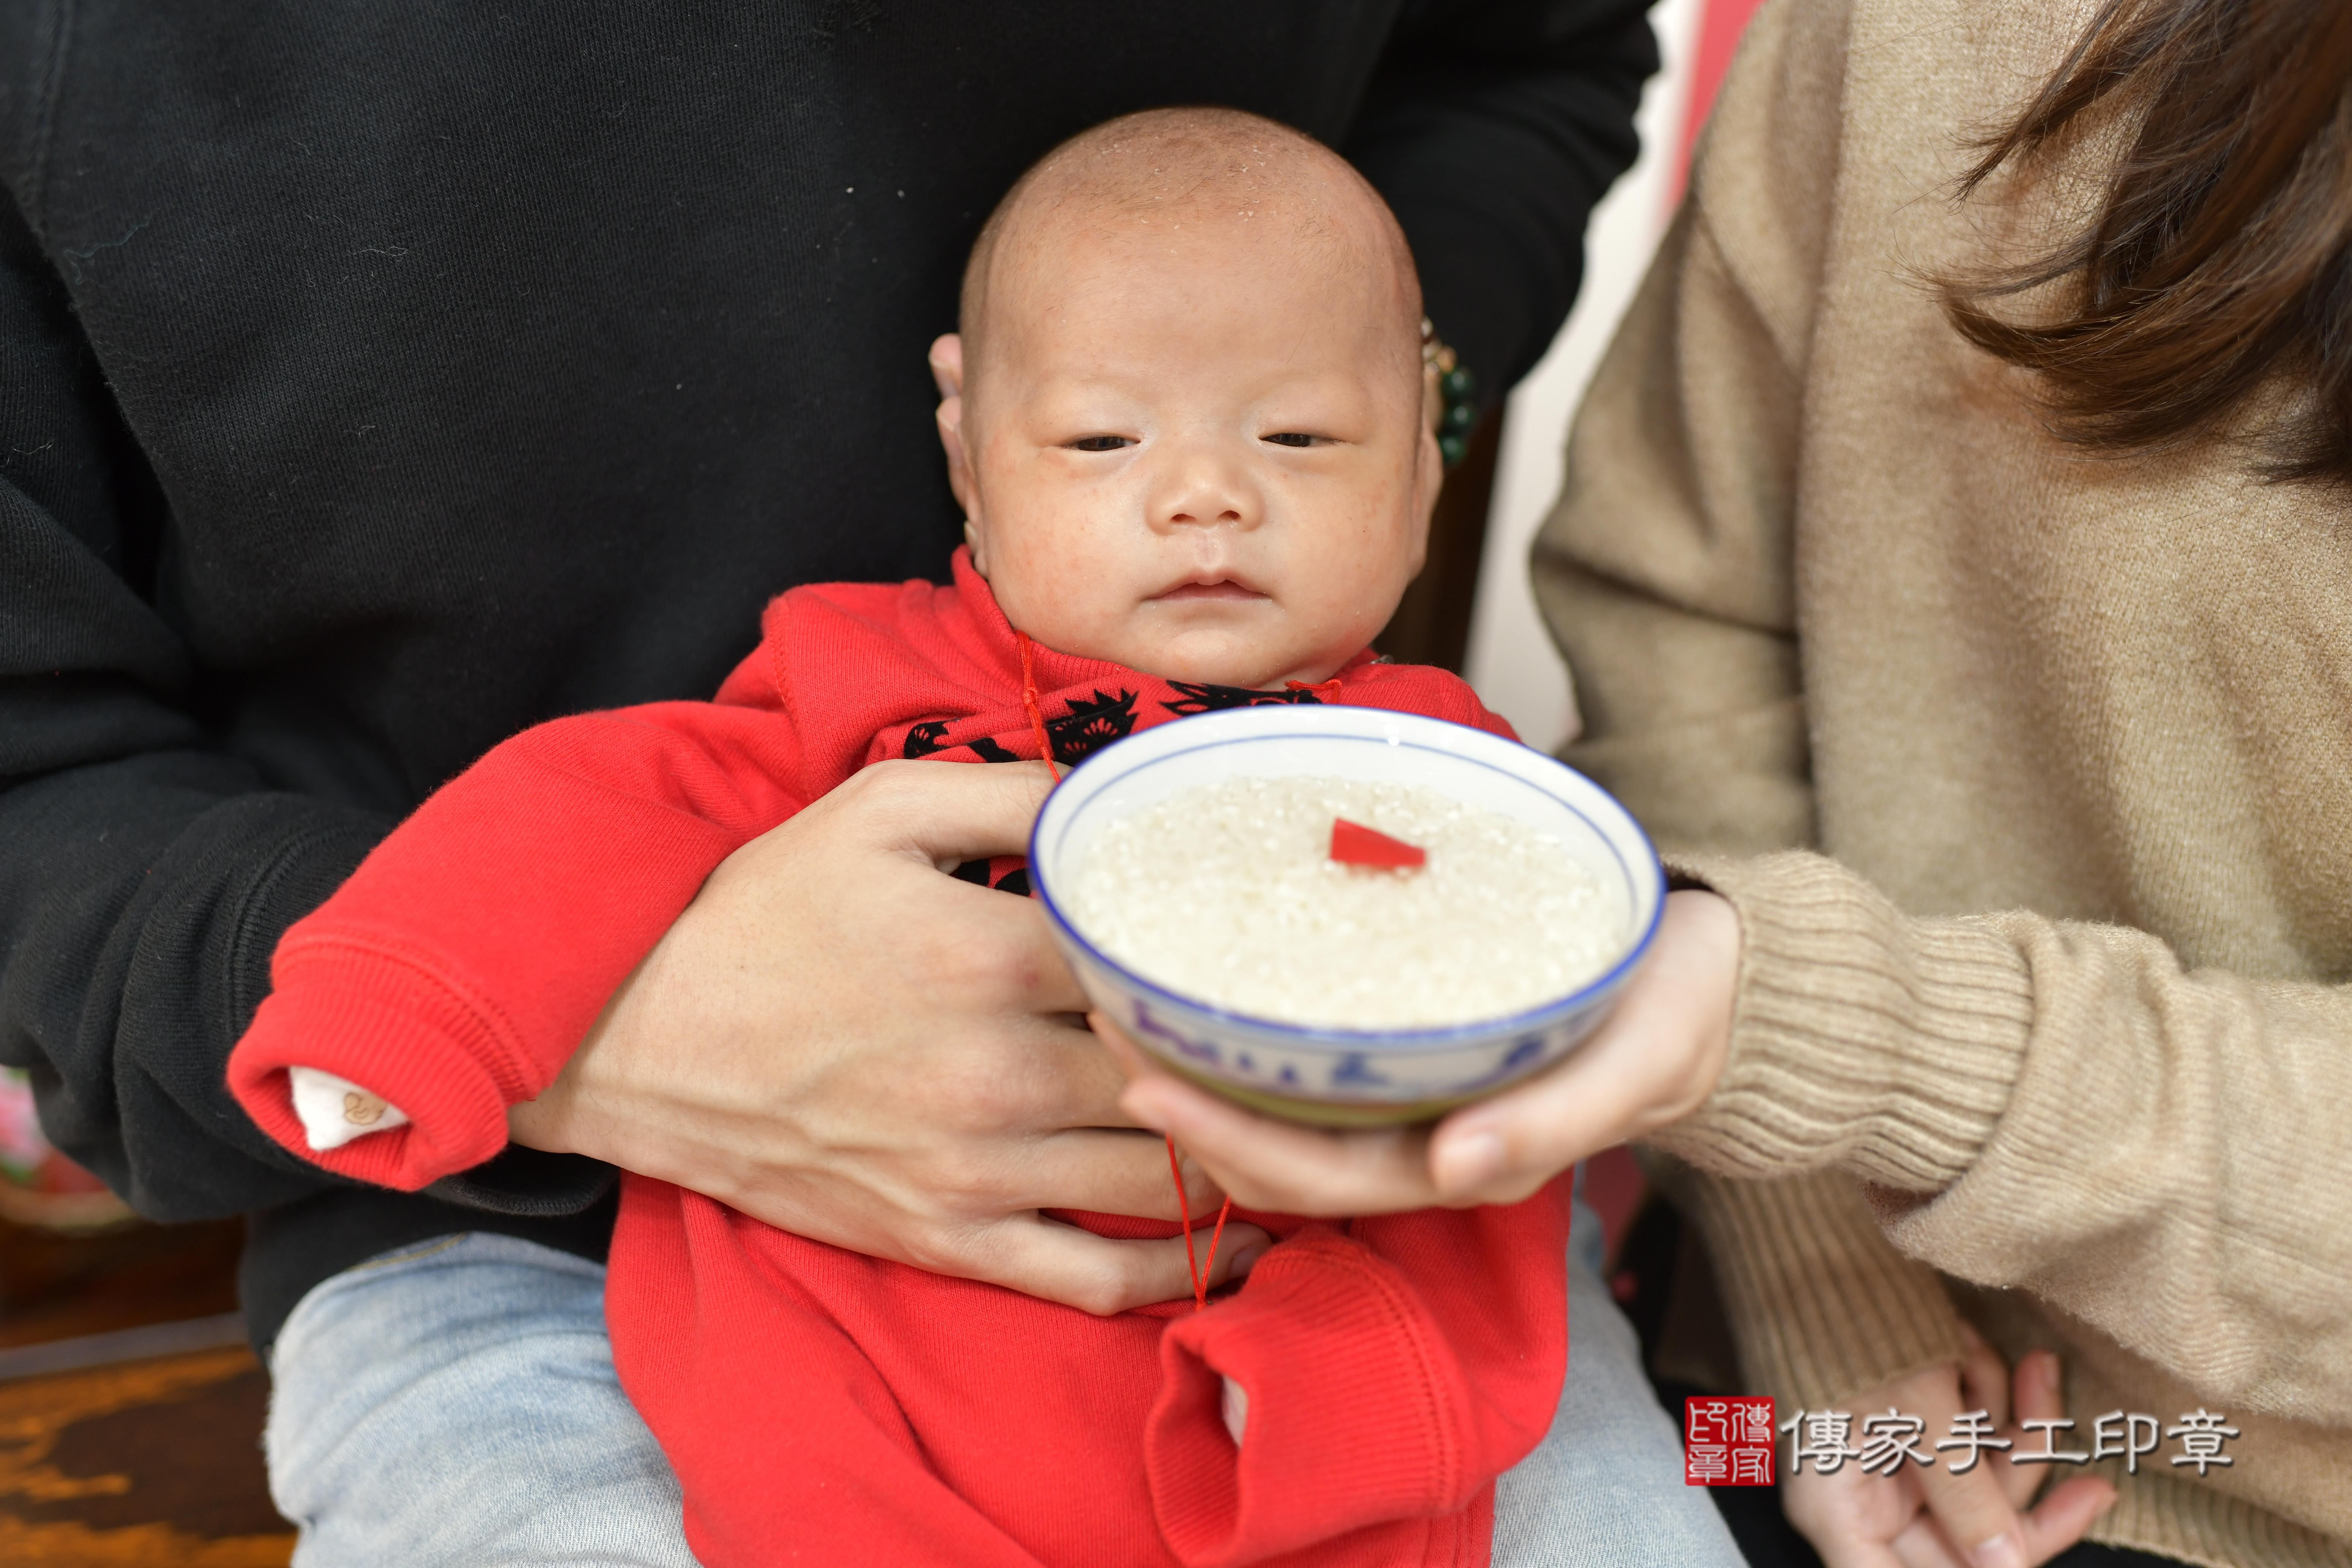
[1531,0,1969,1412]
[1143,1185,1571,1566]
[1650,851,2352,1424]
[226,681,804,1192]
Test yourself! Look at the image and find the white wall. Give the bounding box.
[1461,0,1701,751]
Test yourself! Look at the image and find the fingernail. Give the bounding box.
[1434,1131,1505,1194]
[1225,1244,1266,1278]
[1970,1531,2027,1568]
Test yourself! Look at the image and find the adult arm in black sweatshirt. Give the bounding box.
[1355,0,1657,400]
[0,193,390,1219]
[0,2,1654,1257]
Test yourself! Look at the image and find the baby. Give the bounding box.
[230,109,1572,1568]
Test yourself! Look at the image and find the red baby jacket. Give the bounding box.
[230,550,1572,1568]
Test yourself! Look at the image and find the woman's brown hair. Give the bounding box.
[1943,0,2352,482]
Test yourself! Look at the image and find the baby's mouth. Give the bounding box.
[1152,577,1266,604]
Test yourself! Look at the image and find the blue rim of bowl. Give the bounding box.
[1027,708,1669,1051]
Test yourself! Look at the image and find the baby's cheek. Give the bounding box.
[1296,550,1412,662]
[993,537,1131,640]
[1344,507,1422,605]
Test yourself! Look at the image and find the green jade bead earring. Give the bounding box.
[1421,316,1479,468]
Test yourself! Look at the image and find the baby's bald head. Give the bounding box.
[930,108,1443,692]
[958,107,1424,394]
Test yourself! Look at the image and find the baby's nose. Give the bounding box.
[1143,432,1260,536]
[1153,449,1260,531]
[1166,502,1246,526]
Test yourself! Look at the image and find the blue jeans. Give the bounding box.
[266,1189,1745,1567]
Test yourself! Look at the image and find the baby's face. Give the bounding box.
[937,215,1439,689]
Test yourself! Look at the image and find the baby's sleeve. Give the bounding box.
[227,695,806,1190]
[1143,1182,1571,1566]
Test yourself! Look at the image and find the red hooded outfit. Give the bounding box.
[231,551,1571,1568]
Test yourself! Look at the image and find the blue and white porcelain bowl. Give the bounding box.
[1029,704,1665,1125]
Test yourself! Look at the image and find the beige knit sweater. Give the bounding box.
[1533,0,2352,1563]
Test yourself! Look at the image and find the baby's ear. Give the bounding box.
[930,334,980,522]
[928,332,965,400]
[1404,420,1442,580]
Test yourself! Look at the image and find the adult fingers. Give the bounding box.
[1421,1037,1631,1205]
[1113,1055,1441,1217]
[1010,1128,1229,1222]
[1957,1322,2013,1430]
[1909,1450,2030,1568]
[1837,1359,2026,1568]
[1888,1471,1973,1568]
[1108,893,1742,1215]
[1889,1519,1957,1568]
[1997,1353,2063,1510]
[1825,1539,1915,1568]
[1783,1468,1916,1568]
[950,1214,1273,1317]
[1127,1076,1438,1216]
[969,1011,1146,1132]
[892,885,1089,1019]
[2001,1351,2118,1556]
[1424,890,1741,1203]
[991,900,1091,1016]
[830,757,1057,866]
[1884,1328,2034,1568]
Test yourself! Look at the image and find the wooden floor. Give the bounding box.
[0,1215,292,1566]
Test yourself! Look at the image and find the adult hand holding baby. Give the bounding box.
[507,756,1267,1316]
[1106,887,1743,1215]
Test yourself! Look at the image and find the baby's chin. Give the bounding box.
[1116,623,1341,691]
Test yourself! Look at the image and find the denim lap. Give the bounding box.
[265,1193,1745,1566]
[264,1231,699,1568]
[1491,1192,1749,1566]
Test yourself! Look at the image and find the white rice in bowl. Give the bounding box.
[1067,775,1629,1031]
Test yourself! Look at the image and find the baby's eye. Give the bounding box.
[1262,432,1327,448]
[1068,435,1135,452]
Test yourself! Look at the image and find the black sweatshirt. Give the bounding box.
[0,0,1653,1348]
